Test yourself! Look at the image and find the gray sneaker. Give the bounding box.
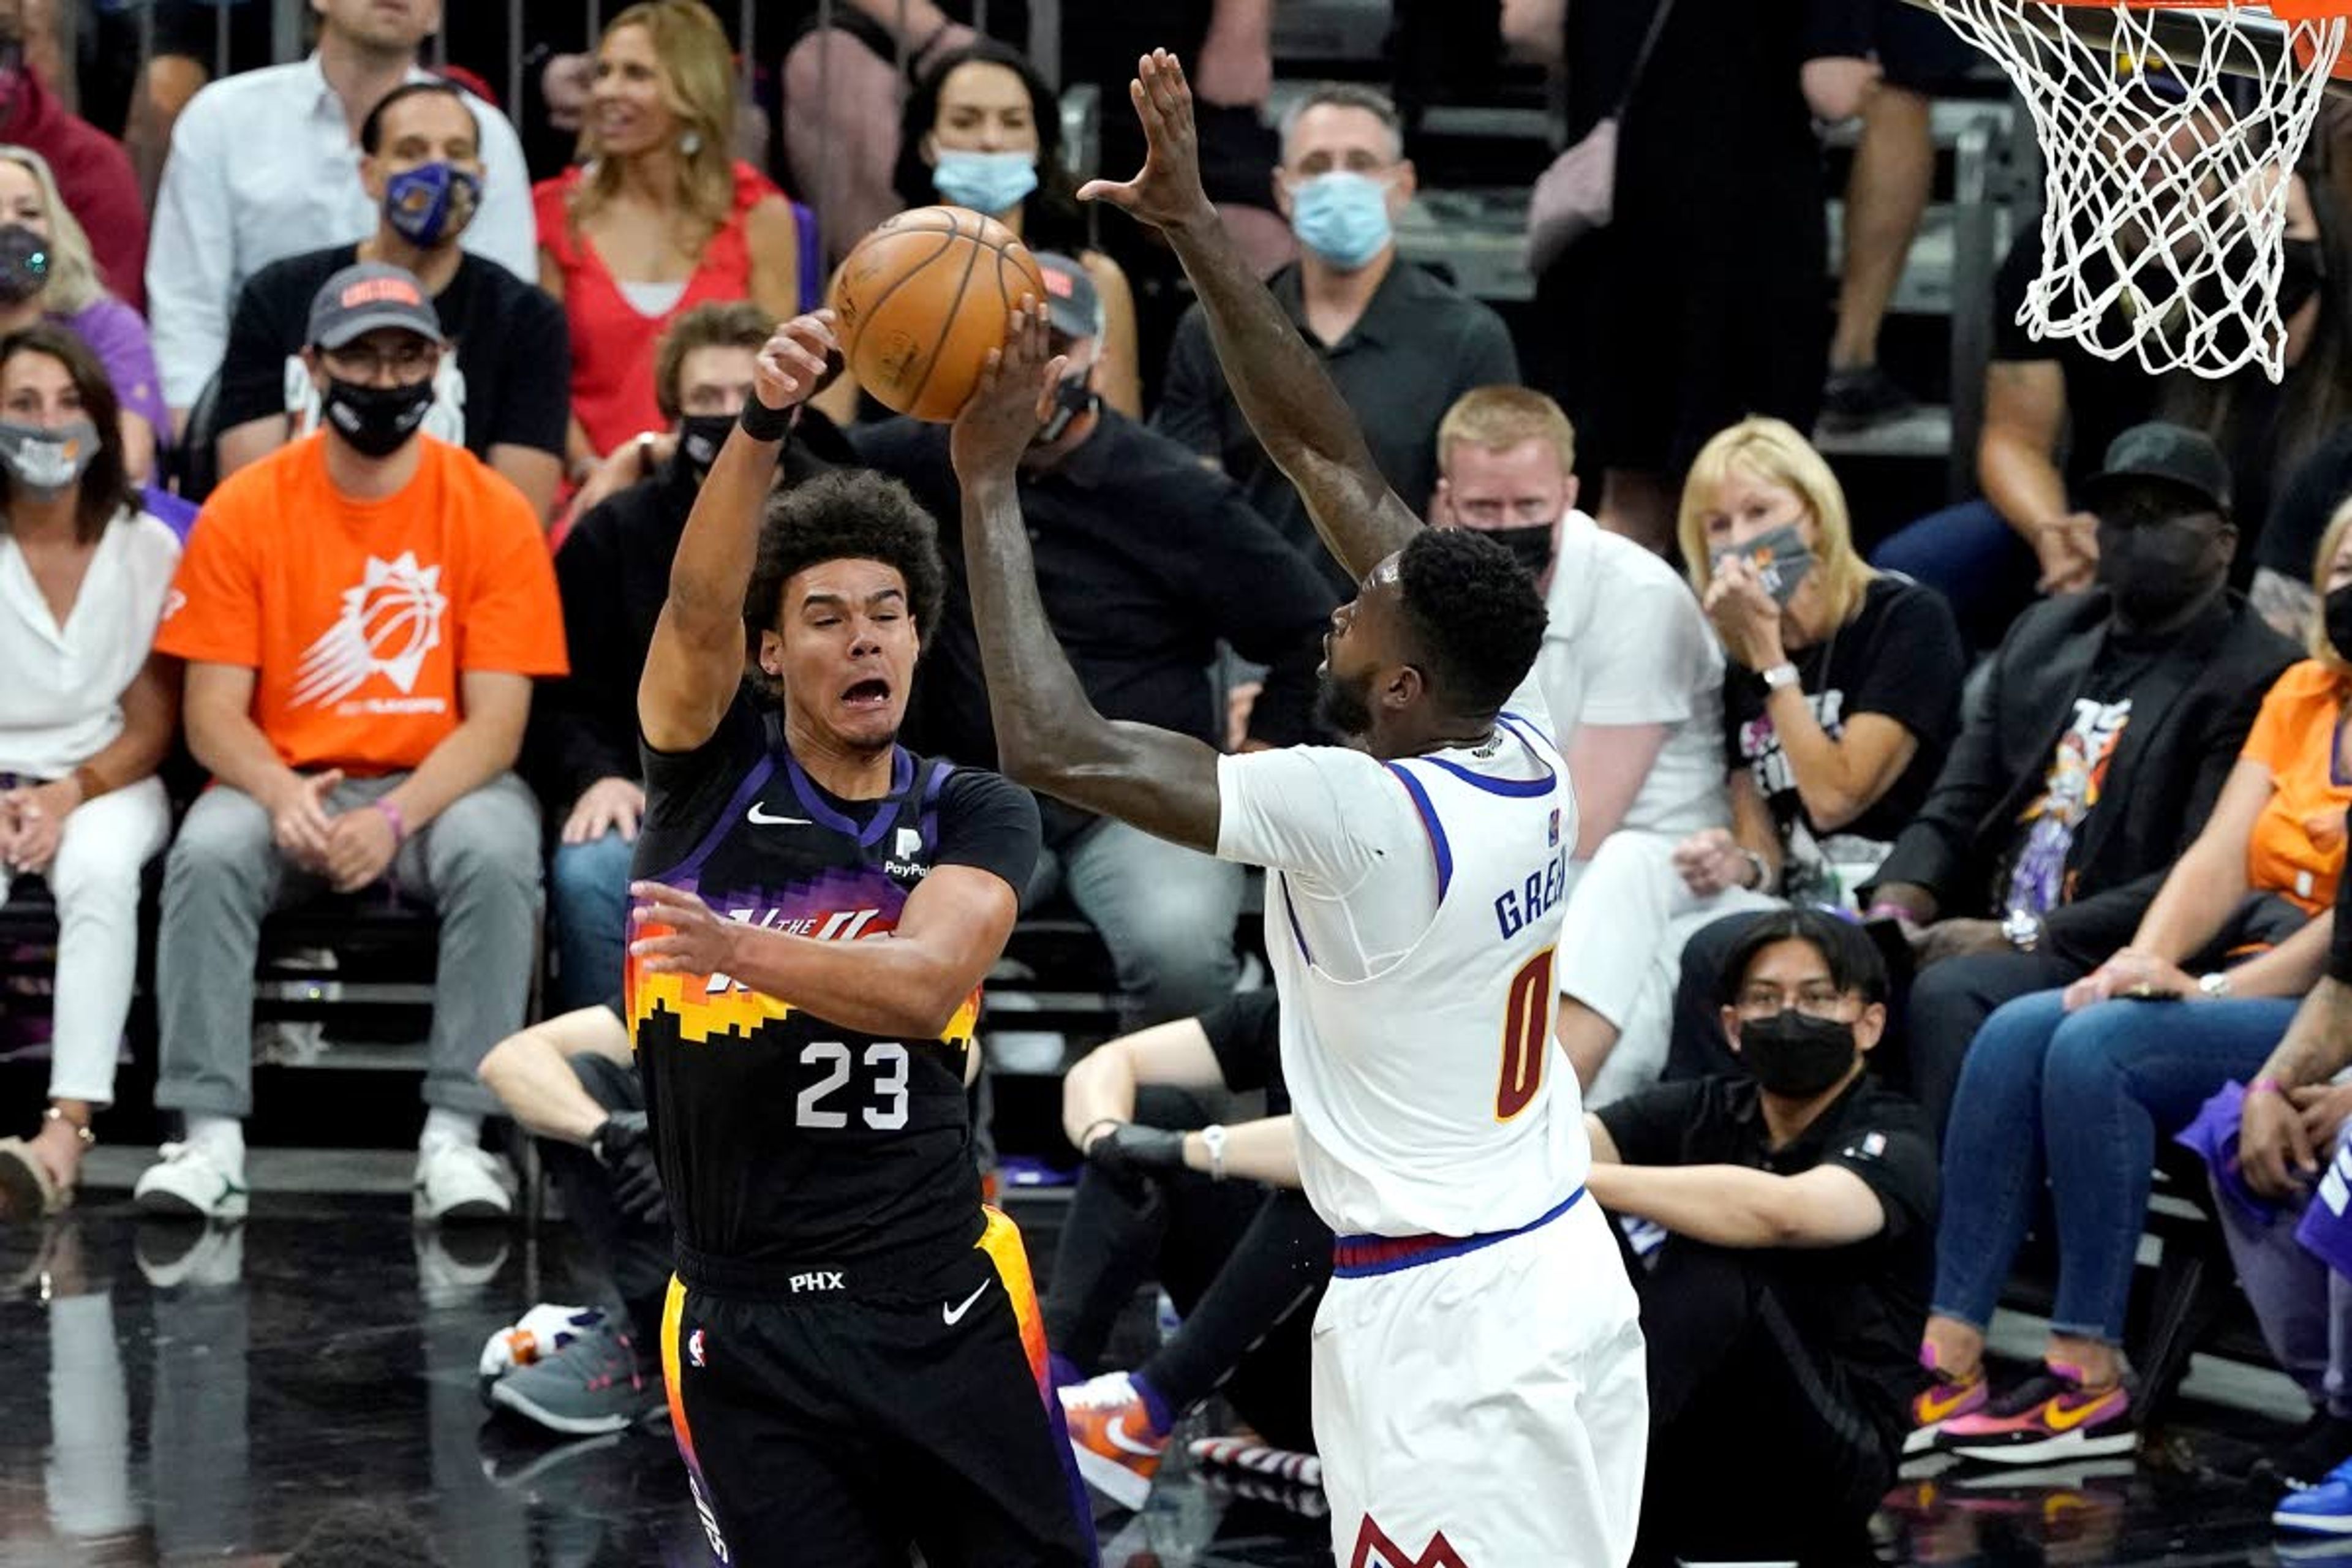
[487,1310,657,1436]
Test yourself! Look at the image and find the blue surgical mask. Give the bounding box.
[1290,172,1393,272]
[383,161,483,249]
[931,149,1039,216]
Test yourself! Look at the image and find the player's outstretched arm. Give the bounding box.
[639,311,837,754]
[949,300,1224,854]
[1079,49,1419,586]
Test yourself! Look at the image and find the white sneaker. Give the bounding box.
[415,1141,514,1224]
[135,1221,245,1289]
[132,1142,249,1221]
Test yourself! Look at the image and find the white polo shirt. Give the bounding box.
[0,508,181,780]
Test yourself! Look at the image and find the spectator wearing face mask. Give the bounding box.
[892,42,1142,418]
[1431,385,1730,1105]
[851,251,1335,1028]
[0,146,162,482]
[211,81,572,521]
[1155,81,1519,600]
[1588,908,1934,1567]
[0,0,145,312]
[524,301,848,1016]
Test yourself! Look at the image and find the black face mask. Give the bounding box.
[1490,522,1555,581]
[1737,1011,1859,1099]
[677,412,734,486]
[2326,585,2352,665]
[2281,238,2327,321]
[0,221,48,306]
[322,375,435,459]
[2097,513,2224,628]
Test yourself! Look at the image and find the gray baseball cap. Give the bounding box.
[1033,251,1104,341]
[307,262,445,352]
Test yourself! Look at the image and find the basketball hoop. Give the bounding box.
[1909,1,2352,380]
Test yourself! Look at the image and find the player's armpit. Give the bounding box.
[1006,721,1224,857]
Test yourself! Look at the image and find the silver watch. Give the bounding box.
[2198,971,2232,999]
[1761,662,1801,692]
[2000,910,2043,952]
[1200,1123,1229,1182]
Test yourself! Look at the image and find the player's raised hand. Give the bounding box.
[753,309,839,412]
[949,298,1066,485]
[1077,50,1216,234]
[629,880,742,977]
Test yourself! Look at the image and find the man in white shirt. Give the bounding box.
[1431,385,1741,1104]
[950,51,1647,1568]
[145,0,533,427]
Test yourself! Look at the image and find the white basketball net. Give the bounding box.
[1931,2,2347,379]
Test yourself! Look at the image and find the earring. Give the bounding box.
[679,130,704,157]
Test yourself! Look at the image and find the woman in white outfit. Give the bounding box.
[0,323,180,1217]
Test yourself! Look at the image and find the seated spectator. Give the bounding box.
[2254,421,2352,642]
[472,1005,663,1434]
[535,0,807,475]
[145,0,533,426]
[132,263,567,1226]
[891,42,1140,416]
[0,145,162,479]
[0,0,145,311]
[1589,908,1933,1567]
[1154,81,1518,598]
[212,80,571,521]
[0,327,178,1219]
[527,301,847,1014]
[1908,512,2352,1461]
[1048,987,1328,1508]
[851,251,1333,1027]
[1431,386,1732,1104]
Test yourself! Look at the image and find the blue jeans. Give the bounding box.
[1869,497,2039,652]
[1932,989,2296,1344]
[550,830,634,1013]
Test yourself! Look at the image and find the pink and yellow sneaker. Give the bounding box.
[1935,1362,2135,1466]
[1907,1344,1989,1455]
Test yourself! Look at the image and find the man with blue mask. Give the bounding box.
[1158,81,1520,598]
[209,79,570,520]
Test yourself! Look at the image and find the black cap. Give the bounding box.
[2080,421,2232,517]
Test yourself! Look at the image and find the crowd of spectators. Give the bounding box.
[10,0,2352,1556]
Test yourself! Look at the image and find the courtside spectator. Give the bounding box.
[1591,908,1933,1566]
[133,263,567,1227]
[146,0,534,425]
[535,1,807,476]
[1909,508,2352,1463]
[211,80,569,521]
[1155,82,1518,598]
[1860,424,2298,1130]
[0,146,163,480]
[854,251,1333,1027]
[0,327,178,1219]
[1050,988,1328,1507]
[2257,424,2352,640]
[893,42,1141,417]
[1430,386,1732,1104]
[0,0,145,311]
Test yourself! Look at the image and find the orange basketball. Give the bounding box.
[826,206,1049,423]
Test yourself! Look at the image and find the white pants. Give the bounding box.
[1312,1197,1649,1567]
[1556,830,1779,1109]
[11,778,171,1106]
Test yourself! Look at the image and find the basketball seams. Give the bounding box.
[837,224,962,359]
[827,206,1042,421]
[899,226,986,415]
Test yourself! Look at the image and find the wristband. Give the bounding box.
[738,398,793,443]
[373,798,408,846]
[70,763,108,803]
[2252,1076,2288,1098]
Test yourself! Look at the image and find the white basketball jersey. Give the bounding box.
[1218,688,1591,1238]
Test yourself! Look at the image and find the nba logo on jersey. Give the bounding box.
[1349,1520,1468,1568]
[687,1328,707,1368]
[1547,807,1560,848]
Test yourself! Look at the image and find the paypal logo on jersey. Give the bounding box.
[1493,848,1570,940]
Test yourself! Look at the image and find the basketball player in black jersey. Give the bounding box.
[622,308,1095,1567]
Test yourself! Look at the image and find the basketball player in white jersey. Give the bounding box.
[944,49,1648,1567]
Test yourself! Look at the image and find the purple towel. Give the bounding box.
[2174,1080,2280,1227]
[2300,1136,2352,1280]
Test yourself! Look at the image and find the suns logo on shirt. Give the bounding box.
[290,551,449,711]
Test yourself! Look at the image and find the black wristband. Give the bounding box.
[738,398,793,443]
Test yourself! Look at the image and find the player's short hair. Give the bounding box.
[1715,908,1891,1009]
[1393,527,1547,718]
[654,301,774,423]
[281,1502,447,1568]
[1280,82,1406,165]
[1436,385,1576,477]
[1677,416,1873,627]
[745,469,946,647]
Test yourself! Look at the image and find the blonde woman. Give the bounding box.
[535,0,806,470]
[0,146,163,481]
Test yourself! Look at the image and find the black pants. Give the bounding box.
[1043,1086,1330,1451]
[1632,1238,1896,1567]
[544,1052,672,1351]
[665,1214,1095,1568]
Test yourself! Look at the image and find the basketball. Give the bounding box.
[826,206,1049,423]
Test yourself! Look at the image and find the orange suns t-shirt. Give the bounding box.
[2240,659,2352,916]
[158,432,568,775]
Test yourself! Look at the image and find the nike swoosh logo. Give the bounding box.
[1106,1415,1163,1457]
[746,804,812,826]
[2041,1390,2125,1433]
[943,1278,992,1325]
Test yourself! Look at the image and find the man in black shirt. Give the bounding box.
[851,251,1333,1028]
[1593,907,1934,1567]
[210,79,571,518]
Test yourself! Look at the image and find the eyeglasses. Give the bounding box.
[325,342,438,380]
[1735,985,1851,1018]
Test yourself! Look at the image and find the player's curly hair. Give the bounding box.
[744,470,947,650]
[1393,528,1547,717]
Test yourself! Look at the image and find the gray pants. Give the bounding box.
[154,772,542,1121]
[1026,815,1244,1030]
[2215,1153,2352,1419]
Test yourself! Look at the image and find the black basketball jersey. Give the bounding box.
[628,692,1041,1286]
